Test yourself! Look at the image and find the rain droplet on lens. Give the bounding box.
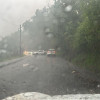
[38,46,42,49]
[65,5,72,12]
[47,34,53,38]
[0,37,2,41]
[53,19,58,24]
[87,3,89,5]
[4,44,8,48]
[76,10,79,14]
[60,18,65,23]
[45,28,50,33]
[43,12,48,16]
[29,19,33,22]
[57,47,61,51]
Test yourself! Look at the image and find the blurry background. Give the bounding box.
[0,0,53,37]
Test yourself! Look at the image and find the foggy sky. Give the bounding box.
[0,0,53,37]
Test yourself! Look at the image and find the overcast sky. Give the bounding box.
[0,0,53,37]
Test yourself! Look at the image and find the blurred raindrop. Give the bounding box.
[24,32,29,36]
[97,84,100,88]
[62,73,66,77]
[60,18,65,23]
[29,19,33,22]
[0,49,7,54]
[45,28,50,33]
[38,46,42,49]
[43,12,48,16]
[0,37,2,41]
[73,89,76,92]
[62,3,66,5]
[87,3,89,5]
[94,21,98,25]
[4,39,7,43]
[4,44,8,48]
[53,19,58,24]
[76,10,79,14]
[65,5,72,12]
[47,33,53,38]
[57,47,61,51]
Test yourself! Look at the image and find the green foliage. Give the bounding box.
[74,0,100,54]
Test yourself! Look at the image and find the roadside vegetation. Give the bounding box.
[0,55,22,62]
[0,0,100,73]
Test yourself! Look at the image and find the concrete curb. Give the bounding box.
[0,56,25,68]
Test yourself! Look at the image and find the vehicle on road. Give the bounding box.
[33,51,38,55]
[23,51,33,56]
[38,50,45,55]
[28,52,33,55]
[47,49,56,56]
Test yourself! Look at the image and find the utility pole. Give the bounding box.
[20,25,22,56]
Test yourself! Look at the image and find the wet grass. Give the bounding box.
[71,53,100,73]
[57,50,100,74]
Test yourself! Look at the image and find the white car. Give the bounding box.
[38,50,45,55]
[33,51,38,55]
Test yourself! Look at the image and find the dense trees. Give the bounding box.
[74,0,100,52]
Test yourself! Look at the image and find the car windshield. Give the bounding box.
[0,0,100,99]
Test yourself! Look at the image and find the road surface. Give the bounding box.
[0,55,100,99]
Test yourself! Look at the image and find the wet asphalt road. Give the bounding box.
[0,55,100,99]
